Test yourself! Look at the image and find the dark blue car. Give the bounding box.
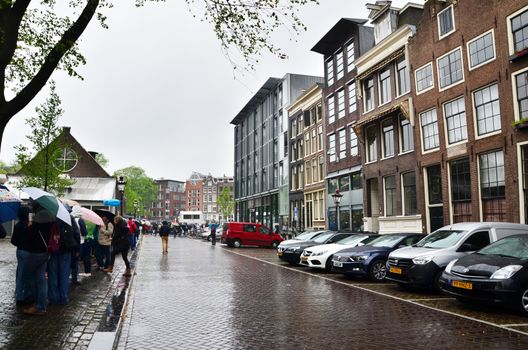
[331,233,424,281]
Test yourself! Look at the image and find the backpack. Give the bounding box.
[59,221,78,251]
[47,223,60,255]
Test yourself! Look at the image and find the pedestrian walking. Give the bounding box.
[210,224,216,246]
[159,221,170,254]
[98,216,113,270]
[104,215,132,277]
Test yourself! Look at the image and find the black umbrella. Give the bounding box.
[94,209,116,222]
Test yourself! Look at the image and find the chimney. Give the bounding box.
[62,126,71,134]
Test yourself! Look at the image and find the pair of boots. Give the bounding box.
[103,266,132,277]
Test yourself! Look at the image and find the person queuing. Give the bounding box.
[81,220,98,276]
[71,212,86,285]
[159,221,170,254]
[98,216,113,270]
[104,215,132,277]
[127,217,137,251]
[11,206,33,305]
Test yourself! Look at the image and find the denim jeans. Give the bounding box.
[16,249,33,302]
[48,251,72,305]
[94,241,104,268]
[23,252,48,312]
[80,239,94,273]
[70,251,79,283]
[99,245,111,269]
[128,234,136,251]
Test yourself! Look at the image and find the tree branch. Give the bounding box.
[0,0,31,70]
[6,0,99,118]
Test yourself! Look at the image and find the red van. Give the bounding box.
[221,222,284,248]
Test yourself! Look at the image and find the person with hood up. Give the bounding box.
[98,216,113,270]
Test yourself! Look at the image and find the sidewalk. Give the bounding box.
[0,238,135,350]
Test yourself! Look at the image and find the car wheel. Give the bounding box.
[433,269,444,293]
[325,255,334,272]
[519,288,528,316]
[369,260,387,282]
[207,235,212,242]
[271,241,279,249]
[233,239,242,248]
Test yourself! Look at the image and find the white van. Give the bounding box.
[385,222,528,291]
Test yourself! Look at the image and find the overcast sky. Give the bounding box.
[0,0,420,181]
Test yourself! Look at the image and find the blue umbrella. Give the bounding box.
[103,199,121,207]
[0,185,21,222]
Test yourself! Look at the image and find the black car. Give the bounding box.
[439,234,528,316]
[331,233,424,281]
[278,232,355,265]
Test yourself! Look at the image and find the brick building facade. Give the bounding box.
[151,179,185,222]
[311,18,374,232]
[409,0,528,232]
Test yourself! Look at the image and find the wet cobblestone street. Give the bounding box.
[117,236,528,350]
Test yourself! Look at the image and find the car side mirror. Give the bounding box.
[459,243,473,252]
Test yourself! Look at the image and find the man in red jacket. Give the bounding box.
[127,218,137,251]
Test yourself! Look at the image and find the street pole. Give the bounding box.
[332,189,343,232]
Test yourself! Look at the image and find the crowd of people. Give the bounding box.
[10,202,139,316]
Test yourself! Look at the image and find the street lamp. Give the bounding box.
[332,189,343,231]
[117,176,127,216]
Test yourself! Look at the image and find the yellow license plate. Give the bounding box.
[452,280,473,290]
[389,267,402,274]
[277,252,283,257]
[301,256,308,262]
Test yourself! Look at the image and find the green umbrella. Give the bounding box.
[22,187,72,226]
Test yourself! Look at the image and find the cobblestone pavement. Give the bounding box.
[0,238,134,350]
[118,236,528,349]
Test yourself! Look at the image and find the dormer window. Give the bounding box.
[438,5,455,39]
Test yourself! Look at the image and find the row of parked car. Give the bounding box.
[274,222,528,317]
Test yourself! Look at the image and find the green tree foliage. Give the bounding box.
[0,0,317,151]
[217,186,234,223]
[15,82,74,195]
[95,153,109,169]
[113,166,156,217]
[0,159,20,174]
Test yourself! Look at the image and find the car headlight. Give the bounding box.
[412,255,434,265]
[444,259,458,274]
[490,265,523,280]
[315,251,327,256]
[289,246,301,251]
[349,255,368,262]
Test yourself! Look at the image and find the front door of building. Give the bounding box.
[426,165,443,233]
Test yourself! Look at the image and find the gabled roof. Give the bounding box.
[311,18,369,55]
[17,127,111,178]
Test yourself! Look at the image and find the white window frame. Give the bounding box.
[365,125,378,164]
[336,50,344,81]
[327,95,336,124]
[472,82,502,140]
[401,172,417,217]
[383,175,397,217]
[338,128,347,161]
[436,46,465,92]
[399,117,414,155]
[363,76,375,113]
[466,29,496,71]
[442,96,468,147]
[419,108,440,155]
[349,125,358,157]
[381,118,395,159]
[337,89,346,119]
[378,66,392,107]
[437,5,456,40]
[507,5,528,56]
[328,133,336,163]
[326,57,334,86]
[517,141,528,224]
[415,62,435,95]
[346,39,355,72]
[512,66,528,122]
[347,80,357,113]
[395,56,410,98]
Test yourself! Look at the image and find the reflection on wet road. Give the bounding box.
[120,236,528,349]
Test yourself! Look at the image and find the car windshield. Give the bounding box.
[337,235,367,245]
[478,237,528,259]
[295,231,318,240]
[312,232,335,243]
[368,235,405,248]
[415,230,466,249]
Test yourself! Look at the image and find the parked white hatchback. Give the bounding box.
[302,234,379,271]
